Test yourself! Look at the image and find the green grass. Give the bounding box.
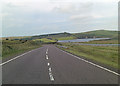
[2,38,56,58]
[2,40,42,58]
[57,43,118,69]
[56,36,76,40]
[73,30,119,39]
[2,36,31,40]
[81,39,118,44]
[33,38,56,43]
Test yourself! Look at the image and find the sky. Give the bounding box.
[1,0,119,37]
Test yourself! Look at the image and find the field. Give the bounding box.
[2,38,56,58]
[81,39,118,44]
[2,30,119,61]
[33,38,56,43]
[55,36,75,40]
[2,36,31,40]
[2,40,42,58]
[73,30,118,39]
[57,43,118,69]
[32,30,119,40]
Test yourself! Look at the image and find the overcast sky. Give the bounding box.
[1,0,119,37]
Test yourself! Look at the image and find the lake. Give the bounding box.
[58,38,111,43]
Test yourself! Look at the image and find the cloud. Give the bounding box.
[50,0,119,3]
[70,15,92,20]
[1,0,118,37]
[53,2,93,14]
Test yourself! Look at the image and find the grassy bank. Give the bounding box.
[2,38,57,58]
[33,38,56,43]
[2,36,31,40]
[2,40,42,58]
[31,30,119,40]
[57,43,118,69]
[73,30,118,39]
[81,39,118,44]
[56,37,76,40]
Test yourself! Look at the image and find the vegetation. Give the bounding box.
[2,30,119,41]
[31,30,119,40]
[81,39,118,44]
[32,32,74,40]
[2,30,119,59]
[2,37,57,58]
[57,43,118,69]
[33,38,57,43]
[55,36,76,40]
[2,40,42,58]
[73,30,119,39]
[2,36,31,40]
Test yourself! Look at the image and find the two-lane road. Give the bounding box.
[2,45,119,84]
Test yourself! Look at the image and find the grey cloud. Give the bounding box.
[53,2,93,14]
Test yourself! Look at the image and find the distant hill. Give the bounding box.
[73,30,118,39]
[31,32,74,40]
[3,30,118,41]
[20,30,119,40]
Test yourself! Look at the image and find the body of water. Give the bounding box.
[58,38,111,43]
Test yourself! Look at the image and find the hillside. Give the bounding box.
[73,30,118,39]
[32,30,118,40]
[2,36,31,40]
[2,30,118,41]
[31,32,75,40]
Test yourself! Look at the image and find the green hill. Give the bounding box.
[32,30,118,40]
[31,32,75,40]
[73,30,118,39]
[3,30,118,41]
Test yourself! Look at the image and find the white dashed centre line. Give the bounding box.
[49,72,54,81]
[46,51,48,54]
[48,67,55,81]
[48,63,50,66]
[46,48,48,52]
[46,48,55,81]
[49,67,52,72]
[46,55,48,60]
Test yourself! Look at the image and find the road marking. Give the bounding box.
[46,55,49,60]
[48,67,54,81]
[46,51,48,54]
[49,72,54,81]
[49,67,52,72]
[59,49,120,76]
[48,63,50,66]
[46,48,48,52]
[46,48,48,54]
[46,48,54,81]
[0,48,40,66]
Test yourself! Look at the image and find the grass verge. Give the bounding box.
[2,40,42,58]
[81,39,118,44]
[57,43,118,69]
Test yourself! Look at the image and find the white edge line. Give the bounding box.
[59,49,120,76]
[0,48,40,66]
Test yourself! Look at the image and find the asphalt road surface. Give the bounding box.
[2,45,119,84]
